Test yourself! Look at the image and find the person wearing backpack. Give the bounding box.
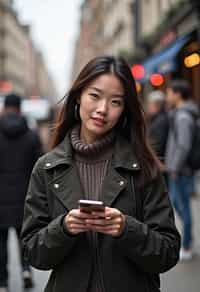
[165,80,199,261]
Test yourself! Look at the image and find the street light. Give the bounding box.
[184,52,200,68]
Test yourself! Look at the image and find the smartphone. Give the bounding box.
[78,199,105,213]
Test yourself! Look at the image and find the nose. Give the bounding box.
[96,99,108,115]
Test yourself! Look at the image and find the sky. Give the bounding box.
[14,0,83,98]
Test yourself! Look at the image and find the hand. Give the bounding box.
[85,207,126,237]
[64,209,94,235]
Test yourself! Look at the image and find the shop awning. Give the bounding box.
[142,34,190,80]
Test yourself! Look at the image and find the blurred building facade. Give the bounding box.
[71,0,104,81]
[0,0,57,99]
[103,0,136,56]
[71,0,136,80]
[73,0,200,102]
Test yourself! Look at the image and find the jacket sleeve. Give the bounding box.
[115,172,181,273]
[21,158,80,270]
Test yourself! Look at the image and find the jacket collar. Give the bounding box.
[43,133,140,172]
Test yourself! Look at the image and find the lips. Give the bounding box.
[92,117,106,126]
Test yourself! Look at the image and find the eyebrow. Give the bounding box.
[89,86,124,98]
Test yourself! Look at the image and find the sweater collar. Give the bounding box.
[43,132,140,171]
[70,125,115,157]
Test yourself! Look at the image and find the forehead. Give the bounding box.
[86,74,125,94]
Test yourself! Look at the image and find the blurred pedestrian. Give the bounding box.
[165,80,198,261]
[0,94,42,291]
[146,90,169,172]
[21,56,180,292]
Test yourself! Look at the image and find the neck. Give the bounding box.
[80,126,104,144]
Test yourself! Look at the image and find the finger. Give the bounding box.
[92,208,120,219]
[102,229,120,236]
[105,208,121,218]
[68,223,88,230]
[85,218,120,226]
[67,216,87,225]
[70,209,95,219]
[70,228,89,235]
[91,228,120,236]
[68,225,89,234]
[88,224,121,232]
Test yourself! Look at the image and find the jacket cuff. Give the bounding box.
[47,214,79,242]
[61,214,79,237]
[115,215,147,245]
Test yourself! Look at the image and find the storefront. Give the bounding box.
[137,30,200,104]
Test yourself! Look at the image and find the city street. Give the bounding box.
[7,193,200,292]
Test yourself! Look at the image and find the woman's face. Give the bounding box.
[78,73,125,143]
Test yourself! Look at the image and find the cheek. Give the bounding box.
[79,99,93,119]
[108,109,123,125]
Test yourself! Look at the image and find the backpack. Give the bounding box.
[172,108,200,171]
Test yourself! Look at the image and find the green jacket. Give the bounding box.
[21,134,180,292]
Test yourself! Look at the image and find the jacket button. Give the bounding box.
[46,163,51,167]
[119,181,124,186]
[132,163,138,168]
[54,183,59,189]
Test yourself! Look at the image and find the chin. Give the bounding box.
[88,125,109,137]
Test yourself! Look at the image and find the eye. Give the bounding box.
[89,93,99,99]
[111,99,123,106]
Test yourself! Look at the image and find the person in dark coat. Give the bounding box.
[21,56,180,292]
[146,90,169,163]
[0,94,42,291]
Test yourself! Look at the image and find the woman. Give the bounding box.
[21,56,180,292]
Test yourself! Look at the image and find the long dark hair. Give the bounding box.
[51,56,159,185]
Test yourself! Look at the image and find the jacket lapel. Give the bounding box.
[101,165,128,207]
[50,164,84,211]
[44,134,84,211]
[101,136,141,207]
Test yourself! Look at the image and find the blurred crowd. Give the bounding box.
[146,79,199,262]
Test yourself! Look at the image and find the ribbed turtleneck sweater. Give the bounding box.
[70,126,115,292]
[71,126,115,202]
